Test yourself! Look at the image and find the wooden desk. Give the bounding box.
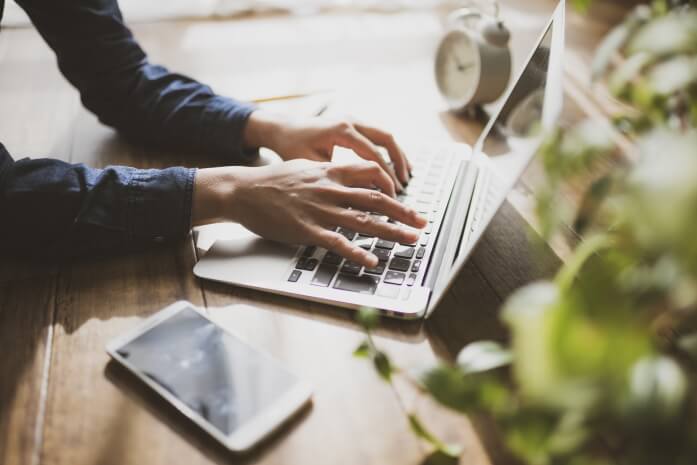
[0,3,629,464]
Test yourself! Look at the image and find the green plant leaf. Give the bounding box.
[556,234,613,292]
[501,407,559,465]
[456,341,512,374]
[592,5,653,80]
[608,51,653,97]
[373,350,393,382]
[573,174,613,234]
[645,54,697,96]
[501,282,560,401]
[625,129,697,270]
[357,307,379,331]
[571,0,592,12]
[407,414,462,458]
[419,450,460,465]
[628,10,697,57]
[628,355,687,420]
[353,341,371,358]
[677,332,697,360]
[421,365,509,415]
[558,120,615,175]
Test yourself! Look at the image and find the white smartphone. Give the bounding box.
[106,301,312,452]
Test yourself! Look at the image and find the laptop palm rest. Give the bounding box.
[194,237,296,288]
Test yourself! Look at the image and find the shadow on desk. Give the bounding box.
[0,242,199,453]
[0,261,58,460]
[104,360,312,464]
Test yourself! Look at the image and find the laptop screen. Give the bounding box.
[465,21,556,246]
[478,21,554,178]
[428,1,565,314]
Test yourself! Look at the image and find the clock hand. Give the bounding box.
[452,55,474,72]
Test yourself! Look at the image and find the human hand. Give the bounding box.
[192,160,427,267]
[242,111,412,193]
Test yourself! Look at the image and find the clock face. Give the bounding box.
[435,30,481,108]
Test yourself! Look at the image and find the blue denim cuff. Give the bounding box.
[199,97,259,164]
[0,143,12,186]
[126,166,196,241]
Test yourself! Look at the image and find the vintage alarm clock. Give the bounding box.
[435,8,512,112]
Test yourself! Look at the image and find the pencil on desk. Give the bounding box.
[251,90,332,104]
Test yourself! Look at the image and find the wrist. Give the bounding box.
[192,167,247,226]
[242,110,288,153]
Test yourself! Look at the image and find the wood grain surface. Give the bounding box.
[0,2,627,464]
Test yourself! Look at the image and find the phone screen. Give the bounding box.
[114,307,300,436]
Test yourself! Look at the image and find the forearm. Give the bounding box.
[0,144,194,260]
[16,0,257,162]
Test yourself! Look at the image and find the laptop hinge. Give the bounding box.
[423,161,478,295]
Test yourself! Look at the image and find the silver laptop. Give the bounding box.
[194,1,566,320]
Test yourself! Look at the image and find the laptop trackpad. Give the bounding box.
[194,237,297,286]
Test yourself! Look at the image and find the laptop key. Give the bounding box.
[341,261,362,275]
[296,257,318,271]
[323,252,342,265]
[384,271,406,285]
[333,274,379,294]
[312,265,338,287]
[288,270,302,282]
[372,248,391,262]
[420,234,430,246]
[416,247,426,259]
[388,257,411,272]
[412,260,422,273]
[406,273,417,286]
[301,246,316,257]
[354,237,374,250]
[375,239,396,250]
[394,245,415,259]
[337,228,356,241]
[364,262,386,276]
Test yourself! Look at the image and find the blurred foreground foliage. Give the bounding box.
[356,1,697,463]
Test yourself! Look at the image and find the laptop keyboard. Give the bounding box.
[286,148,461,299]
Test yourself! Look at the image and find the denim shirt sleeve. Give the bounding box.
[0,0,263,260]
[14,0,258,163]
[0,143,195,260]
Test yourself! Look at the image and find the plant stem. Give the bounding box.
[555,234,613,291]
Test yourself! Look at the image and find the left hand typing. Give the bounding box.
[242,110,412,193]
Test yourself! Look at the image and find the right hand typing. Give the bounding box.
[192,160,427,268]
